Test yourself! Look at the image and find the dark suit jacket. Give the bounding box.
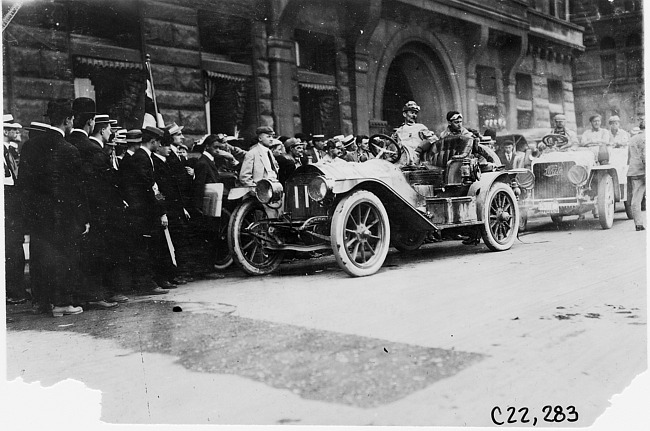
[120,148,164,222]
[166,149,193,208]
[192,154,221,210]
[69,132,123,224]
[153,154,184,219]
[16,129,89,236]
[276,153,296,185]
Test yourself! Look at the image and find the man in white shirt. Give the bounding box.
[608,115,630,148]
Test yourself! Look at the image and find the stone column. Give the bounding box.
[267,36,295,136]
[335,37,353,135]
[350,49,370,136]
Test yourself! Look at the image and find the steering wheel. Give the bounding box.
[541,134,569,148]
[368,134,402,164]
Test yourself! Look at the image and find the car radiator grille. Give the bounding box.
[532,161,576,199]
[285,176,329,219]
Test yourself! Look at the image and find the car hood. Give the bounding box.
[294,159,419,202]
[532,149,596,168]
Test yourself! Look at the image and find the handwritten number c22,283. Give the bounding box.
[491,406,578,425]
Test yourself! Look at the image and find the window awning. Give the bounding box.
[205,70,249,83]
[74,56,143,70]
[298,82,337,91]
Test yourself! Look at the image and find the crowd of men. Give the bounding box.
[4,97,646,316]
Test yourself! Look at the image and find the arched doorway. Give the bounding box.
[381,42,454,132]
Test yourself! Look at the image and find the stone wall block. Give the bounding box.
[179,110,206,134]
[341,119,353,135]
[173,24,200,50]
[156,90,204,109]
[337,70,349,86]
[10,48,41,77]
[141,0,197,26]
[176,67,203,92]
[340,104,352,120]
[40,50,72,81]
[151,64,177,89]
[255,59,269,76]
[259,114,274,128]
[13,78,74,100]
[15,98,49,123]
[160,108,181,126]
[258,98,273,116]
[146,45,201,67]
[144,19,174,46]
[257,77,272,98]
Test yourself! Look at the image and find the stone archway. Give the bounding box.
[381,42,454,131]
[368,27,462,134]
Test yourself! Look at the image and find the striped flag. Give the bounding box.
[143,56,165,128]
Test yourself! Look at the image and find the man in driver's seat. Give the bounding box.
[391,101,437,165]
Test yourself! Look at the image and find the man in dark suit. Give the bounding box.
[120,126,168,295]
[17,99,90,317]
[4,115,27,304]
[497,140,517,170]
[305,134,326,163]
[152,133,185,288]
[191,135,226,278]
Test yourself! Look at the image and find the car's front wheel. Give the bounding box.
[597,173,615,229]
[331,190,390,277]
[480,182,519,251]
[228,200,284,275]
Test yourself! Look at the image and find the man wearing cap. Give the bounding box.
[239,126,279,187]
[120,125,168,295]
[608,115,630,148]
[321,137,348,165]
[275,138,303,185]
[550,114,579,150]
[4,114,27,304]
[17,98,90,317]
[392,101,438,165]
[164,122,195,209]
[305,134,326,163]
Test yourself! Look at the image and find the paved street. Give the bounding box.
[5,208,647,427]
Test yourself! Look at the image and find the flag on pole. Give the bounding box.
[143,55,165,128]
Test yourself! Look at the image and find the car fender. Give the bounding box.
[588,167,621,201]
[468,171,513,221]
[344,180,438,232]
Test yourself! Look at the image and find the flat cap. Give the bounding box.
[553,114,567,121]
[403,101,421,112]
[608,115,621,123]
[256,125,275,135]
[446,111,462,121]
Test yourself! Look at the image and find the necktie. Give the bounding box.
[267,151,278,173]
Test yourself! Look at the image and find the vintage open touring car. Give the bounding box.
[225,134,524,277]
[518,134,632,230]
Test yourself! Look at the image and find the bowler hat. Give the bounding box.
[256,125,275,135]
[72,97,97,115]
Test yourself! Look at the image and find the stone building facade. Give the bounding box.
[570,0,644,133]
[3,0,585,142]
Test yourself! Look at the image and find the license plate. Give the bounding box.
[538,201,559,212]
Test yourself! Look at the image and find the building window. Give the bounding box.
[625,33,643,77]
[532,0,568,20]
[548,79,563,104]
[516,73,533,100]
[294,30,336,75]
[299,87,340,137]
[198,10,252,64]
[476,66,497,96]
[600,36,617,79]
[205,73,254,137]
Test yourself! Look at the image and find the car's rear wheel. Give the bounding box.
[214,208,234,270]
[228,200,284,275]
[391,229,426,252]
[481,182,519,251]
[331,190,390,277]
[597,173,615,229]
